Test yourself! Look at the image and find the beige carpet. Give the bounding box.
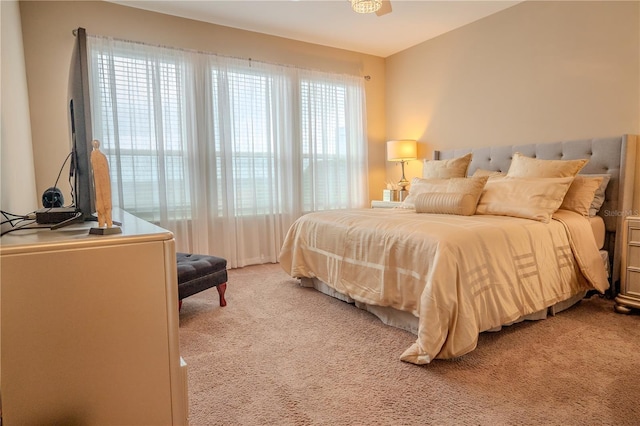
[178,264,640,425]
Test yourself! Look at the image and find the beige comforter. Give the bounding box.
[279,208,608,364]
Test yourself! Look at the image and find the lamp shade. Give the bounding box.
[387,140,417,162]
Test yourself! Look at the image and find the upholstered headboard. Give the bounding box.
[434,135,637,288]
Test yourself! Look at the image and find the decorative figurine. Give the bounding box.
[89,139,121,235]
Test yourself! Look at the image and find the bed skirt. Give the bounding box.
[300,277,587,335]
[300,248,609,336]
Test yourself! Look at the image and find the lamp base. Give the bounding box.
[397,178,409,202]
[398,161,410,194]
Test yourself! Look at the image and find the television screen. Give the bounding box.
[68,27,96,222]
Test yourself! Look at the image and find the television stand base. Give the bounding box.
[50,213,122,231]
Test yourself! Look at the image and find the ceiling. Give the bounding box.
[109,0,522,58]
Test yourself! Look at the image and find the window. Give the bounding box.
[88,35,368,266]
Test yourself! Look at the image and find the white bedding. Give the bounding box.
[279,208,608,364]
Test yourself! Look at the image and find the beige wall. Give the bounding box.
[385,0,640,210]
[18,0,386,205]
[16,1,640,211]
[1,0,38,216]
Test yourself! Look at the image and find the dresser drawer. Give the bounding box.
[630,227,640,245]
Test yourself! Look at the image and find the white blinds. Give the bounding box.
[87,36,368,267]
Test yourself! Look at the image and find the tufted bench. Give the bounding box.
[176,252,227,311]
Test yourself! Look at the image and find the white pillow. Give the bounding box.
[401,176,488,209]
[476,176,574,223]
[584,174,611,216]
[414,192,478,216]
[507,152,588,178]
[422,153,472,179]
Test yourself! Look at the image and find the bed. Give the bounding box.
[279,135,637,364]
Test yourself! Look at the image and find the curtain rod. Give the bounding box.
[72,28,372,81]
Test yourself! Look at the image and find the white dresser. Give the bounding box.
[0,209,188,425]
[615,215,640,313]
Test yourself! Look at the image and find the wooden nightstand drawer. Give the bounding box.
[371,200,402,209]
[615,216,640,313]
[629,245,640,269]
[626,270,640,296]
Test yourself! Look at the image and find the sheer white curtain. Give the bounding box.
[87,35,368,268]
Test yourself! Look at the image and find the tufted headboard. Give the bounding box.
[434,135,637,288]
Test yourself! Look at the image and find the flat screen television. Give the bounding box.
[63,27,96,226]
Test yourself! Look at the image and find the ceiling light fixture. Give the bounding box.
[351,0,382,14]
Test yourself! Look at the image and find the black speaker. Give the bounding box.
[42,187,64,208]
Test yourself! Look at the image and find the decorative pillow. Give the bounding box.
[414,192,478,216]
[401,175,488,209]
[476,176,574,223]
[422,153,472,179]
[472,168,506,178]
[585,174,611,216]
[507,152,588,178]
[560,175,604,216]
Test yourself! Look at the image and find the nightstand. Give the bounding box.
[371,200,402,209]
[615,216,640,313]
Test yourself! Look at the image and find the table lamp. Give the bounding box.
[387,140,417,201]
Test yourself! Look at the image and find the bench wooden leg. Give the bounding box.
[178,299,182,311]
[217,283,227,307]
